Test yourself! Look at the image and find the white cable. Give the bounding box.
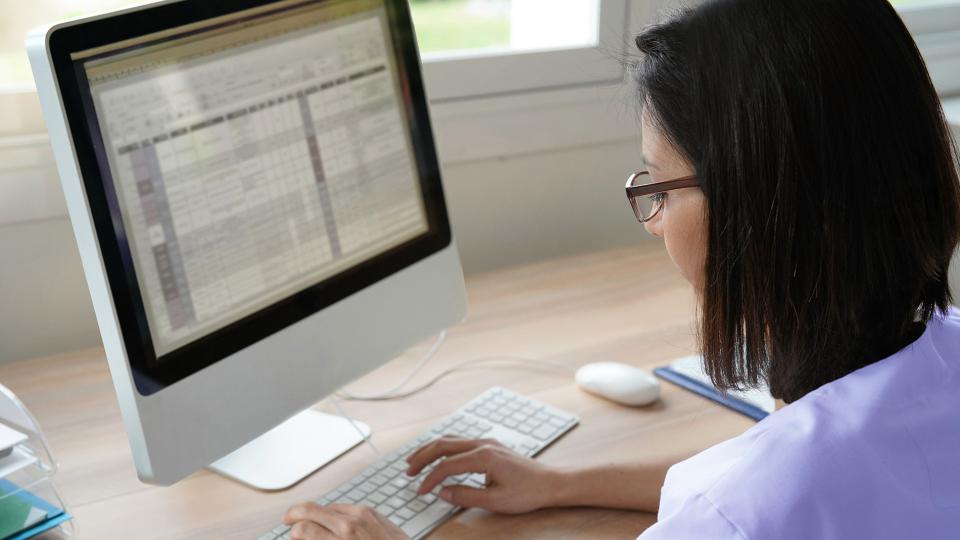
[337,355,576,402]
[330,394,381,457]
[334,326,576,402]
[335,329,447,401]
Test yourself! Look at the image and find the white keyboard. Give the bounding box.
[258,387,578,539]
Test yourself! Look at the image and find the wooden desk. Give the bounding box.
[6,242,754,539]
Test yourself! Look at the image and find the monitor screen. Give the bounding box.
[54,0,449,390]
[76,0,428,357]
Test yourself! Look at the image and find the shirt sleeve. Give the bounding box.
[638,491,746,540]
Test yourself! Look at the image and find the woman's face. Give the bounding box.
[640,110,708,292]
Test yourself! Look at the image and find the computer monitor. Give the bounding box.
[27,0,466,487]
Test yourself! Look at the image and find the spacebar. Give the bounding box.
[401,500,457,539]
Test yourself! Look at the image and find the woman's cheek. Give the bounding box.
[663,196,708,291]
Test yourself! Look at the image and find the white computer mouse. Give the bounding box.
[575,362,660,406]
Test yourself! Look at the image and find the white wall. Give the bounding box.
[944,98,960,300]
[444,139,644,273]
[0,218,100,361]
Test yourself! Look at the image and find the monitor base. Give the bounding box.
[209,409,371,491]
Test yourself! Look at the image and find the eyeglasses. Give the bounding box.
[625,170,700,222]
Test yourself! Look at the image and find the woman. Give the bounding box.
[282,0,960,537]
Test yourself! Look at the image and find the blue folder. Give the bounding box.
[654,365,770,421]
[0,479,72,540]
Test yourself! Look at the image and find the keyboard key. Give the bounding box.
[397,507,417,520]
[368,492,387,504]
[400,500,456,537]
[532,425,558,441]
[441,476,460,487]
[389,515,406,526]
[376,503,394,516]
[466,473,486,487]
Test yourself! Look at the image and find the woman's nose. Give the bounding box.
[644,214,663,237]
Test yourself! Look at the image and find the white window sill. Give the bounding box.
[943,96,960,130]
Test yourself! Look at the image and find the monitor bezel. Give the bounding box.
[47,0,452,395]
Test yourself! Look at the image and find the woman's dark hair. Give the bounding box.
[634,0,960,403]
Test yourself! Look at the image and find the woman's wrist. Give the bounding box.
[542,466,588,508]
[539,462,668,512]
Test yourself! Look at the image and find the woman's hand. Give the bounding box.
[405,435,563,514]
[282,503,410,540]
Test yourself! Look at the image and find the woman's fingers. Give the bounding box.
[406,436,500,475]
[287,519,337,540]
[437,484,495,509]
[283,502,371,538]
[283,502,326,525]
[416,445,495,495]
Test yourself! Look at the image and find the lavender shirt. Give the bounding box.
[639,307,960,539]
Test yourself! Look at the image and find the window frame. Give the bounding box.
[418,0,630,102]
[895,2,960,95]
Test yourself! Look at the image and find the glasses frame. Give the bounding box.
[625,170,700,222]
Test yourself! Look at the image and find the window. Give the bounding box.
[890,0,960,7]
[891,0,960,33]
[411,0,599,56]
[2,1,154,86]
[2,0,629,99]
[890,0,960,95]
[411,0,629,101]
